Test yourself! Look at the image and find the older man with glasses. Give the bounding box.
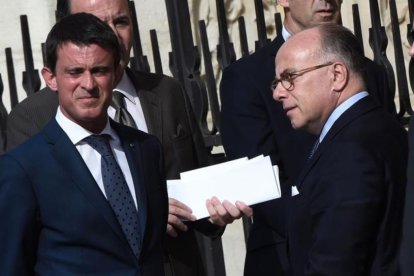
[272,23,407,275]
[218,0,398,274]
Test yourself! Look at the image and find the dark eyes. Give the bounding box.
[91,67,111,74]
[66,67,111,76]
[67,69,83,76]
[113,16,130,27]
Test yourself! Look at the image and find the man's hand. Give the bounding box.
[167,198,196,237]
[206,196,253,226]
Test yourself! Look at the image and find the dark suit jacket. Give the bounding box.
[5,68,216,276]
[401,117,414,276]
[288,96,407,275]
[220,34,397,275]
[0,119,168,275]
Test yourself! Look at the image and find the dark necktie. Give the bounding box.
[308,138,320,161]
[84,134,140,256]
[112,90,137,129]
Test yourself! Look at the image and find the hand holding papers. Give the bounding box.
[167,155,281,220]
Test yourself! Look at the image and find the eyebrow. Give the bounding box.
[113,14,130,21]
[280,68,297,75]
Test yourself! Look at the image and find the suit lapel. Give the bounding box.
[126,68,163,141]
[43,119,135,257]
[111,121,148,253]
[139,89,162,139]
[295,96,379,190]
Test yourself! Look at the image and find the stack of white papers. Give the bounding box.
[167,155,281,219]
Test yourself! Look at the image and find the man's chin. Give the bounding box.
[314,14,340,24]
[290,120,303,130]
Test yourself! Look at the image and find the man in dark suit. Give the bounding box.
[5,0,224,275]
[219,0,397,274]
[0,13,168,275]
[273,23,407,275]
[219,1,340,275]
[400,23,414,276]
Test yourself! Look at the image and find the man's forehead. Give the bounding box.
[57,42,109,56]
[284,29,320,54]
[70,0,129,15]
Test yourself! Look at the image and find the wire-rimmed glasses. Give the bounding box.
[271,62,333,91]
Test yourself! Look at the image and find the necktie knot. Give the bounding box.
[112,90,125,109]
[112,90,137,128]
[84,134,112,157]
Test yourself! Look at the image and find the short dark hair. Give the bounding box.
[45,12,121,73]
[56,0,130,21]
[317,24,366,76]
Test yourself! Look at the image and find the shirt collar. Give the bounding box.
[114,71,137,104]
[319,91,369,142]
[282,25,291,41]
[55,107,118,145]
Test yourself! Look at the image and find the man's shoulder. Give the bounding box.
[126,69,190,111]
[223,35,283,76]
[9,87,58,115]
[325,97,406,154]
[127,69,182,92]
[5,122,52,161]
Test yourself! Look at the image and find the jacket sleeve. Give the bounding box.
[0,154,40,275]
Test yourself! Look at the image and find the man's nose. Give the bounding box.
[273,83,286,102]
[81,72,96,90]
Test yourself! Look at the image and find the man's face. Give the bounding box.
[42,42,118,133]
[283,0,342,33]
[71,0,132,69]
[272,30,337,134]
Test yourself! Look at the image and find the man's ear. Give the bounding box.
[331,62,348,92]
[41,67,58,92]
[278,0,289,8]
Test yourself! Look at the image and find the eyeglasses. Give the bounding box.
[271,62,333,91]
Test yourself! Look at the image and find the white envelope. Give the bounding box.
[167,155,281,219]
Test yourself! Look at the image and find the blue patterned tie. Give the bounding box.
[84,134,140,256]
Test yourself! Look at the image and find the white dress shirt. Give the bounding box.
[282,25,291,41]
[108,71,148,133]
[55,108,138,209]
